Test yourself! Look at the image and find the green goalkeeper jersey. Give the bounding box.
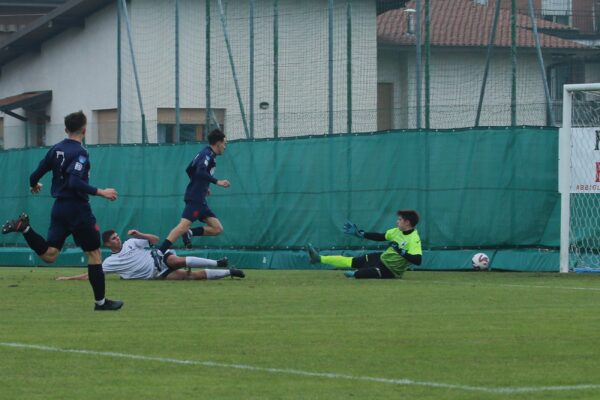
[380,228,422,277]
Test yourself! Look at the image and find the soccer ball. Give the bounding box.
[472,253,489,270]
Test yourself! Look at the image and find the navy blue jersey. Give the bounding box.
[29,138,97,201]
[184,146,218,202]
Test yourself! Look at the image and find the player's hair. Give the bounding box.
[101,230,116,244]
[397,209,419,227]
[64,110,87,134]
[207,128,226,145]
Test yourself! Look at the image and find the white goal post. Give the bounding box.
[559,83,600,273]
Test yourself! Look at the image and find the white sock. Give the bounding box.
[185,257,217,268]
[205,269,230,280]
[95,298,105,306]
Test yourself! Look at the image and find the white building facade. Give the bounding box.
[0,0,378,149]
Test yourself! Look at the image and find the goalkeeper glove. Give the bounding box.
[343,220,364,238]
[390,241,407,256]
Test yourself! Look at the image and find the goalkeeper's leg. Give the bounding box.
[320,255,353,269]
[319,252,382,269]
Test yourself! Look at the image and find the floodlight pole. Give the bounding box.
[249,0,255,139]
[346,0,352,134]
[510,0,517,126]
[415,0,422,129]
[424,0,430,129]
[206,0,212,136]
[328,0,334,135]
[273,0,279,138]
[120,0,147,143]
[117,0,121,143]
[175,0,180,142]
[216,0,250,139]
[527,0,555,126]
[475,0,501,127]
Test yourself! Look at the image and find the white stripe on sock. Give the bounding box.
[185,257,217,268]
[205,269,230,280]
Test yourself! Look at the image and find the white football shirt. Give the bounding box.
[102,238,157,280]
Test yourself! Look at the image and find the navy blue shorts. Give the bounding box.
[181,201,216,223]
[47,199,101,252]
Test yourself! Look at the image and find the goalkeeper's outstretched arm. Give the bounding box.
[362,232,386,241]
[343,221,387,241]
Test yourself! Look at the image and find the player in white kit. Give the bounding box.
[57,229,244,281]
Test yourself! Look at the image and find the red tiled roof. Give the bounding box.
[377,0,591,49]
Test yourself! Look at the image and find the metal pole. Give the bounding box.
[249,0,255,139]
[206,0,212,137]
[216,0,250,139]
[559,85,572,273]
[415,0,422,129]
[273,0,279,138]
[475,0,502,127]
[346,0,352,134]
[117,0,121,144]
[424,0,430,129]
[527,0,555,126]
[120,0,147,143]
[328,0,334,135]
[511,0,517,126]
[175,0,180,142]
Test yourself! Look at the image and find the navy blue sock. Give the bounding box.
[87,264,105,302]
[159,239,172,254]
[191,227,204,237]
[23,228,49,256]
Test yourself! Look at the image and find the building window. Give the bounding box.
[94,109,118,144]
[542,0,571,25]
[26,113,46,147]
[157,108,225,144]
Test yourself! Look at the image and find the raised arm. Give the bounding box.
[343,220,387,241]
[128,229,160,245]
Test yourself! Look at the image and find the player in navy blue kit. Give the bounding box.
[158,129,230,254]
[2,111,123,311]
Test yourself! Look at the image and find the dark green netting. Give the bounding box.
[0,127,560,270]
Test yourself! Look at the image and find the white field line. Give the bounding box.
[1,342,599,395]
[420,280,600,292]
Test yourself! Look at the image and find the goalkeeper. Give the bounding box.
[306,210,422,279]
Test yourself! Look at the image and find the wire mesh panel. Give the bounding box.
[111,0,598,145]
[565,87,600,270]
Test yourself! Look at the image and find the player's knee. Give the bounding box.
[351,256,367,269]
[41,254,57,264]
[40,248,60,264]
[213,225,224,235]
[85,249,102,265]
[175,225,190,236]
[167,255,185,268]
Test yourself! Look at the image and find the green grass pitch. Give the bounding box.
[2,267,600,400]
